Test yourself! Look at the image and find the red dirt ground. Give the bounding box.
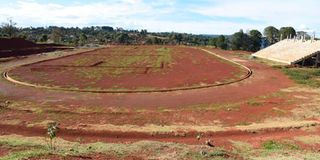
[0,146,11,157]
[8,46,247,90]
[1,123,319,149]
[0,46,301,150]
[0,47,292,108]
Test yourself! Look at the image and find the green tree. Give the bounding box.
[208,38,217,47]
[230,30,253,51]
[263,26,279,45]
[39,34,48,42]
[249,30,262,51]
[50,28,63,43]
[1,18,18,38]
[116,33,130,44]
[230,30,245,50]
[279,27,296,40]
[79,33,87,46]
[216,35,228,50]
[140,29,148,37]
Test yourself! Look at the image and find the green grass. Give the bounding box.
[75,47,173,79]
[262,140,299,151]
[247,99,264,106]
[231,139,320,160]
[280,67,320,87]
[155,47,172,68]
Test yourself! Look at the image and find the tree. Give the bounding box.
[279,27,296,40]
[208,38,217,47]
[101,26,114,32]
[230,30,245,50]
[216,35,228,50]
[50,28,63,43]
[230,30,253,51]
[140,29,148,37]
[263,26,279,45]
[176,34,183,44]
[249,30,262,51]
[39,34,48,42]
[1,18,18,38]
[116,33,129,44]
[79,33,87,46]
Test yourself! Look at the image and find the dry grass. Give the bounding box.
[0,135,231,160]
[294,135,320,145]
[58,119,320,135]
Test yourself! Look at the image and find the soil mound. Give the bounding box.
[0,38,70,58]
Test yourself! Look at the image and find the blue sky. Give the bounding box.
[0,0,319,36]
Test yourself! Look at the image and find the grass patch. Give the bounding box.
[0,135,234,160]
[280,67,320,88]
[262,140,299,151]
[247,99,264,106]
[155,47,172,68]
[1,149,49,160]
[183,103,241,112]
[74,46,173,80]
[236,121,252,126]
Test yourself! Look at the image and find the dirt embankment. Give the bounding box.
[0,38,72,58]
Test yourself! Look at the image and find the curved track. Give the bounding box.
[2,49,252,93]
[0,47,293,108]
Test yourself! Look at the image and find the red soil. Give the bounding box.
[2,48,290,108]
[0,46,299,149]
[0,146,11,157]
[1,123,319,150]
[9,46,246,90]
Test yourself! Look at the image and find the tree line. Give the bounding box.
[0,19,313,52]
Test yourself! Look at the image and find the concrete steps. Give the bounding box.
[253,39,320,64]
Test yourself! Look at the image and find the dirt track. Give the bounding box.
[0,46,308,147]
[5,46,251,93]
[0,47,292,108]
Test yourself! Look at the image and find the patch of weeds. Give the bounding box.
[262,140,299,151]
[186,148,232,160]
[236,121,252,126]
[262,140,283,150]
[272,108,287,116]
[207,149,229,157]
[154,47,172,70]
[230,140,253,154]
[0,149,49,160]
[0,100,10,111]
[183,103,240,112]
[280,67,320,88]
[247,99,263,106]
[135,87,157,91]
[47,122,59,151]
[72,56,96,66]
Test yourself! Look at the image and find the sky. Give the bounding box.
[0,0,319,36]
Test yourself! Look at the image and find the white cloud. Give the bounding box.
[192,0,320,35]
[0,0,319,36]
